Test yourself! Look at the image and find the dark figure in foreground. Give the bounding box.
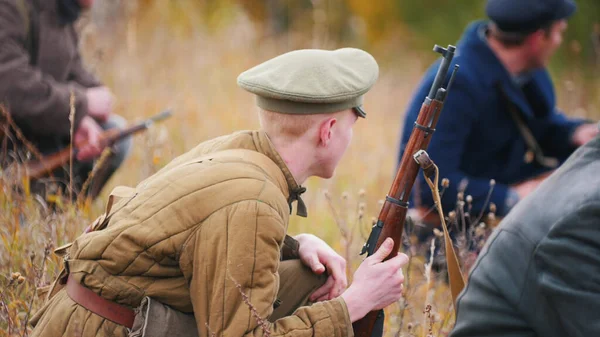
[0,0,131,199]
[399,0,598,223]
[451,125,600,336]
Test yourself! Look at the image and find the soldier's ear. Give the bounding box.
[526,29,550,52]
[318,117,337,147]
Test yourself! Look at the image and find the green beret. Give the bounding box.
[237,48,379,117]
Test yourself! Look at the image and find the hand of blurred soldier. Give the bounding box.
[86,86,114,123]
[294,234,348,302]
[341,238,408,322]
[571,123,599,147]
[75,115,105,161]
[513,178,543,200]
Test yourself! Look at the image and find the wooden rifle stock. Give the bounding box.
[23,110,172,180]
[353,45,458,337]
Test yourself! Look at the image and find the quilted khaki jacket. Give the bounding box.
[30,131,352,337]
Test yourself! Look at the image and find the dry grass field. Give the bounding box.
[1,2,599,336]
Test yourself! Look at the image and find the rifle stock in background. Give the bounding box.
[21,109,172,180]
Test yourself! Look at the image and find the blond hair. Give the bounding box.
[258,109,336,141]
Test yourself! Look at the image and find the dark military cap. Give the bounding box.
[486,0,577,33]
[237,48,379,118]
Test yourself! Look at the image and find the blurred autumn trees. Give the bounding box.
[90,0,600,74]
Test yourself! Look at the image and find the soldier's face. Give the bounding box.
[529,20,567,68]
[77,0,95,9]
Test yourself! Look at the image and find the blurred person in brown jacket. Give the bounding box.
[0,0,131,199]
[29,48,408,337]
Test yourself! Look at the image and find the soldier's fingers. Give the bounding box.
[87,129,100,148]
[315,293,330,302]
[77,145,93,161]
[381,252,409,271]
[328,282,346,299]
[309,256,326,275]
[74,132,86,147]
[368,238,394,264]
[325,259,347,290]
[309,276,334,302]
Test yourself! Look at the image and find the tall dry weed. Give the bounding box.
[0,106,97,336]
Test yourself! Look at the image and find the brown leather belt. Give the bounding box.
[66,275,135,328]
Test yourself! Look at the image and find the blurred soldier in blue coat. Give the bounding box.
[448,1,600,335]
[399,0,598,221]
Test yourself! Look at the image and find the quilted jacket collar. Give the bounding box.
[252,131,308,217]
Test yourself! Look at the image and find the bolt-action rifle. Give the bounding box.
[21,110,172,180]
[353,45,458,337]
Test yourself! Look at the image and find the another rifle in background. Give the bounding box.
[353,45,459,337]
[22,109,172,180]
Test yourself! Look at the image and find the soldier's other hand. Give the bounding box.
[86,86,114,123]
[75,116,104,161]
[294,234,348,302]
[340,238,408,322]
[571,123,599,147]
[512,178,543,200]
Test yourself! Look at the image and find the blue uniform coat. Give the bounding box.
[399,20,585,216]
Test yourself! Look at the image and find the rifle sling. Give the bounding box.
[422,163,466,310]
[496,84,558,169]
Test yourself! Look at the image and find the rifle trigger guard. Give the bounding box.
[360,220,384,256]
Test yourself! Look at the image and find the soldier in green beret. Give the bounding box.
[30,48,408,337]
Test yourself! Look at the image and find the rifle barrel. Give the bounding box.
[149,109,173,123]
[108,109,173,145]
[427,45,456,100]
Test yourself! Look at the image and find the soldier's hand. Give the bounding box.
[86,86,114,123]
[571,123,599,147]
[512,178,542,200]
[341,238,408,322]
[294,234,348,302]
[75,116,105,161]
